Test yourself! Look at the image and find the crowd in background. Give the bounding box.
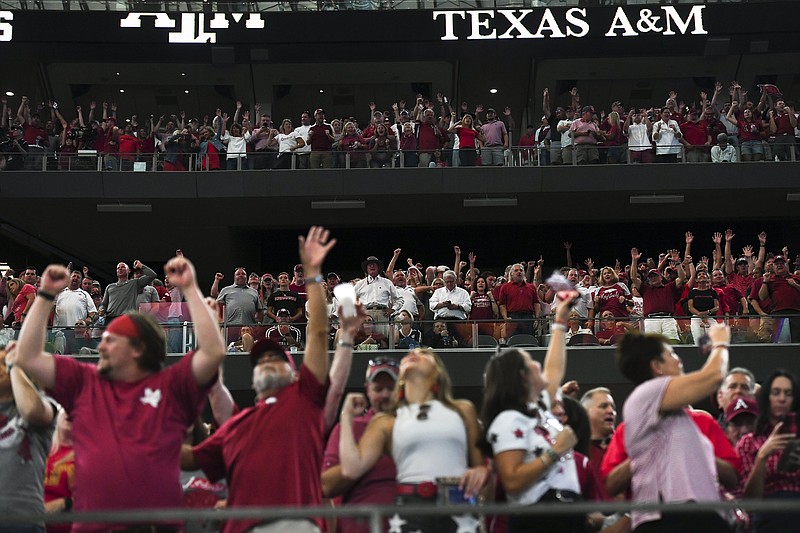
[1,80,796,171]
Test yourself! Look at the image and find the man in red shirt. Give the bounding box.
[768,99,797,161]
[630,248,686,343]
[581,387,618,501]
[185,226,344,533]
[497,263,541,338]
[680,108,712,162]
[758,255,800,342]
[415,108,449,168]
[14,253,226,533]
[307,108,335,169]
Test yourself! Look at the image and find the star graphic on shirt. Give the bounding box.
[532,446,544,457]
[139,387,162,408]
[489,432,498,444]
[452,513,481,533]
[513,428,524,439]
[388,513,407,533]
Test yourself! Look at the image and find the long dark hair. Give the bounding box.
[755,369,799,436]
[480,349,533,456]
[562,396,591,456]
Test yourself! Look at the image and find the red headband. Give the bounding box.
[105,315,141,339]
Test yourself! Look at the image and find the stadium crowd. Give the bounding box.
[1,226,799,533]
[0,81,796,171]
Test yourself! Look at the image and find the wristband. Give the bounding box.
[307,274,324,284]
[711,343,729,350]
[337,341,354,349]
[38,291,56,301]
[552,323,568,332]
[545,448,561,464]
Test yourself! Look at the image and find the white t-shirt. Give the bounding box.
[487,391,580,505]
[627,122,651,151]
[276,132,302,153]
[558,119,574,147]
[293,125,312,153]
[652,120,682,154]
[54,288,97,327]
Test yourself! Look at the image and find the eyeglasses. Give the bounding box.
[368,357,399,368]
[417,403,431,421]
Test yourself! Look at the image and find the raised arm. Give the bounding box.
[385,248,401,279]
[629,248,642,290]
[323,304,367,434]
[723,229,734,274]
[14,265,71,390]
[298,226,337,384]
[659,324,729,413]
[338,393,391,480]
[4,344,55,427]
[164,255,225,387]
[453,245,462,277]
[210,272,223,299]
[543,290,577,401]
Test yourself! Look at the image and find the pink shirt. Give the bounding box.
[624,376,720,529]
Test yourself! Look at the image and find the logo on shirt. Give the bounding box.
[140,387,162,408]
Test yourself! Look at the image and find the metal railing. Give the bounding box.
[3,499,800,532]
[2,312,796,356]
[2,143,797,172]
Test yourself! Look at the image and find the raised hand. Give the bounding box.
[215,272,225,281]
[758,232,767,246]
[743,245,753,258]
[685,231,694,244]
[725,229,734,242]
[164,256,197,290]
[454,245,461,255]
[712,232,722,245]
[631,247,641,260]
[469,252,476,264]
[40,265,70,294]
[298,226,336,271]
[564,242,572,250]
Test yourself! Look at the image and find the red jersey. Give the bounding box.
[497,281,539,314]
[44,444,75,533]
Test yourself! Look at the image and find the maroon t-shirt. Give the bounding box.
[194,365,329,533]
[595,283,630,318]
[308,123,334,151]
[768,274,800,311]
[416,122,448,151]
[497,281,539,314]
[48,352,211,532]
[726,272,755,298]
[469,292,495,321]
[639,280,682,316]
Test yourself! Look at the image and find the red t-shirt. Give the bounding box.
[680,120,709,146]
[44,444,75,533]
[117,134,139,160]
[768,274,800,311]
[48,352,211,532]
[738,120,763,142]
[726,272,754,299]
[456,127,479,150]
[193,365,329,533]
[749,277,772,312]
[497,281,539,314]
[639,281,682,316]
[469,292,495,321]
[600,410,740,492]
[416,122,448,151]
[12,283,37,322]
[308,123,334,151]
[595,284,630,318]
[23,123,47,145]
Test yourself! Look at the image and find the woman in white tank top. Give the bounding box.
[338,347,489,533]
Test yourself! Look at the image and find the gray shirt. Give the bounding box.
[100,265,157,317]
[0,398,56,525]
[216,284,262,325]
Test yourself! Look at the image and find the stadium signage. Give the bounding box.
[433,6,707,41]
[113,6,707,44]
[0,11,12,42]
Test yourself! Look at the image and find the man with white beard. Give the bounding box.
[183,226,350,533]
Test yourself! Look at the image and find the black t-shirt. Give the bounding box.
[687,288,718,313]
[266,289,302,317]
